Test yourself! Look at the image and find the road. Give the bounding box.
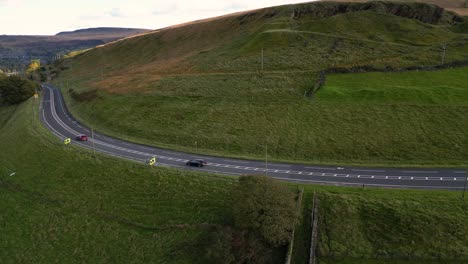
[40,84,466,190]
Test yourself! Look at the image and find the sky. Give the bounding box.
[0,0,314,35]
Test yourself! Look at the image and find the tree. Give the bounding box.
[231,175,299,247]
[26,59,40,72]
[26,59,41,81]
[0,76,37,105]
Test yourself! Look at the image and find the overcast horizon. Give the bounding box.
[0,0,317,35]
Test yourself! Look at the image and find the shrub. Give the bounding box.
[0,76,37,105]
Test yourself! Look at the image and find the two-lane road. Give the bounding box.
[40,84,466,190]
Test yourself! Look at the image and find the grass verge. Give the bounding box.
[291,186,468,264]
[0,99,236,263]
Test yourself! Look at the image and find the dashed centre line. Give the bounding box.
[40,85,465,189]
[351,169,386,173]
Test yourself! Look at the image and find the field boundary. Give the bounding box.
[285,188,304,264]
[308,192,319,264]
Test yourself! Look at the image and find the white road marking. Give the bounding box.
[351,169,385,173]
[305,167,336,170]
[40,85,463,188]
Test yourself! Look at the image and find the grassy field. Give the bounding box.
[291,186,468,264]
[1,100,467,263]
[52,2,468,167]
[0,99,237,263]
[57,66,468,167]
[319,67,468,105]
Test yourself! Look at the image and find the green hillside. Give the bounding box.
[1,100,467,264]
[0,100,235,263]
[53,1,468,166]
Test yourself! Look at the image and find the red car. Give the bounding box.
[76,134,88,141]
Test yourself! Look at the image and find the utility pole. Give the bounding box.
[91,127,96,155]
[463,170,468,200]
[261,48,264,71]
[441,44,447,65]
[265,143,268,176]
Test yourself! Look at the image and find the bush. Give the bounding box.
[0,76,37,105]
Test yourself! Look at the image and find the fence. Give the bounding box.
[309,192,319,264]
[284,188,304,264]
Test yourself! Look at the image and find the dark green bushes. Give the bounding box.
[0,76,37,105]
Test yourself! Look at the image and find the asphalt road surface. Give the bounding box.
[40,84,466,190]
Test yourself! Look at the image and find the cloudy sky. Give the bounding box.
[0,0,313,35]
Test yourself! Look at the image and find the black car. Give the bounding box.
[186,159,207,167]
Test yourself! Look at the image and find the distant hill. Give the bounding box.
[0,27,151,70]
[56,27,150,38]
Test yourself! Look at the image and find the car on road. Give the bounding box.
[75,134,89,141]
[186,159,207,167]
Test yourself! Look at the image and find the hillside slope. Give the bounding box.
[0,100,234,263]
[329,0,468,16]
[54,1,468,166]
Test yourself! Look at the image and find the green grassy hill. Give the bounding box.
[1,100,467,263]
[54,1,468,166]
[330,0,468,16]
[0,100,235,263]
